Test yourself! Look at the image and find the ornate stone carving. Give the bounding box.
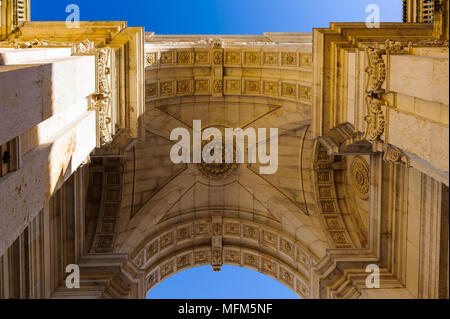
[195,80,210,93]
[177,226,191,241]
[213,80,223,94]
[194,250,210,264]
[225,79,241,93]
[160,81,174,95]
[282,52,297,66]
[145,52,157,66]
[244,79,260,93]
[299,54,313,67]
[177,254,191,269]
[208,38,224,49]
[325,217,342,230]
[280,238,294,258]
[383,144,403,163]
[197,139,238,179]
[313,144,356,248]
[299,86,312,101]
[195,50,210,64]
[263,81,278,95]
[146,82,158,98]
[385,38,449,55]
[280,268,294,287]
[263,52,279,65]
[330,232,349,246]
[244,51,261,65]
[262,230,277,248]
[225,51,241,64]
[350,156,370,200]
[225,250,240,263]
[296,279,310,298]
[321,200,336,213]
[213,50,223,65]
[225,223,240,236]
[177,80,193,95]
[244,253,259,267]
[365,47,386,95]
[160,232,174,249]
[194,222,209,236]
[212,223,222,236]
[177,50,192,64]
[0,38,95,53]
[211,249,223,272]
[385,39,412,54]
[262,259,277,275]
[282,82,296,97]
[364,96,386,142]
[243,225,259,240]
[318,186,332,198]
[88,47,114,146]
[160,260,174,279]
[146,241,159,260]
[160,51,174,64]
[147,271,158,289]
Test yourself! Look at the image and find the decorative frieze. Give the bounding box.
[282,52,297,66]
[313,143,353,248]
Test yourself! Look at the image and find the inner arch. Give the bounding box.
[147,265,300,299]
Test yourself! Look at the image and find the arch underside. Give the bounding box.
[138,213,315,299]
[86,37,369,298]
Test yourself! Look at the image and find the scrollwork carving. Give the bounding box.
[382,144,403,163]
[364,96,386,142]
[365,47,386,95]
[89,47,114,146]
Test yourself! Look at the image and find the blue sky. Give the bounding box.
[149,265,299,299]
[31,0,402,34]
[31,0,400,299]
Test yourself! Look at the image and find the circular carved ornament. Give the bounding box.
[197,140,238,180]
[350,156,370,200]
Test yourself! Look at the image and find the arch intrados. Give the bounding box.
[130,213,317,299]
[144,245,311,299]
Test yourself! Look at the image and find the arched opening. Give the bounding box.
[129,214,315,299]
[147,265,300,299]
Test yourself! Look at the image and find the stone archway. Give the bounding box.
[131,213,316,299]
[81,34,383,299]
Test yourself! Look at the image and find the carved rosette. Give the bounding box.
[350,156,370,200]
[197,140,238,179]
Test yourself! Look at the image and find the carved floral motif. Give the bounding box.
[350,156,370,200]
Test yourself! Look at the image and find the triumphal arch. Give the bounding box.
[0,0,448,299]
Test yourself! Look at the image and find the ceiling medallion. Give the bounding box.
[350,156,370,200]
[197,140,238,179]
